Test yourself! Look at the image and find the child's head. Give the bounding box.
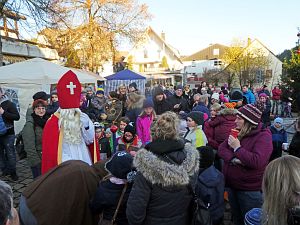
[273,117,283,129]
[105,128,112,138]
[197,146,215,169]
[123,124,136,143]
[142,98,155,116]
[259,93,267,103]
[118,117,130,132]
[186,111,204,128]
[210,103,221,117]
[51,92,58,103]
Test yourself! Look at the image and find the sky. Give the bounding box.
[137,0,300,56]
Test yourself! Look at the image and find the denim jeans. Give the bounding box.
[228,188,263,225]
[0,134,16,174]
[272,100,280,115]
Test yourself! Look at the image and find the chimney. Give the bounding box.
[161,31,165,41]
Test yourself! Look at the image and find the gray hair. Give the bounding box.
[0,180,13,225]
[193,93,201,101]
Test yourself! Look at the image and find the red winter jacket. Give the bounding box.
[218,123,272,191]
[203,119,218,149]
[272,88,282,101]
[208,109,237,149]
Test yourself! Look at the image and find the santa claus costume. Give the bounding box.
[41,70,99,174]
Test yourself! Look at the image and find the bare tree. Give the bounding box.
[0,0,63,66]
[45,0,151,72]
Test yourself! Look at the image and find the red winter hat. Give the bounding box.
[57,70,81,109]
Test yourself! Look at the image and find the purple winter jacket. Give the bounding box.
[218,123,272,191]
[136,115,153,145]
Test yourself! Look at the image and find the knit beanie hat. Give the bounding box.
[230,90,243,102]
[96,87,104,95]
[237,104,262,125]
[129,82,137,90]
[211,93,220,100]
[124,124,136,137]
[244,208,262,225]
[153,87,164,97]
[105,151,133,179]
[224,102,237,109]
[274,117,283,125]
[143,98,154,108]
[187,111,204,126]
[197,146,215,169]
[259,93,268,98]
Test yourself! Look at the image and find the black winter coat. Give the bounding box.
[167,94,190,113]
[289,131,300,158]
[0,96,20,135]
[153,98,172,115]
[126,139,199,225]
[90,180,132,225]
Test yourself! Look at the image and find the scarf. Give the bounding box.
[32,113,49,128]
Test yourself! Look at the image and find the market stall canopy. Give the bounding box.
[104,69,146,94]
[0,58,105,84]
[105,69,146,80]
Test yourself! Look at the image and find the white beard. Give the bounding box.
[58,108,82,144]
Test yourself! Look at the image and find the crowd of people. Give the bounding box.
[0,71,300,225]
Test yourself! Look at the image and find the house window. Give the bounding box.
[265,69,272,78]
[214,60,222,66]
[213,48,220,56]
[144,49,148,58]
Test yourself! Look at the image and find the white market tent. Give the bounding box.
[0,58,105,132]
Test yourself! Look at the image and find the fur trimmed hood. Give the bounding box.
[134,143,199,187]
[219,108,237,116]
[128,94,145,110]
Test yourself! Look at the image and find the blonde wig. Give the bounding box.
[58,108,82,144]
[151,111,179,140]
[262,155,300,225]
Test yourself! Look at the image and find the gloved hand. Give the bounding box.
[80,112,90,129]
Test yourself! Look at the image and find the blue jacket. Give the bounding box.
[243,90,256,104]
[196,165,225,223]
[192,102,210,117]
[270,125,287,144]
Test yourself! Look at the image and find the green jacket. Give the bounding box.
[23,111,44,167]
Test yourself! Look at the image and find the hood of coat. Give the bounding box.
[198,166,224,187]
[219,108,237,116]
[128,95,145,110]
[0,95,9,105]
[134,143,199,187]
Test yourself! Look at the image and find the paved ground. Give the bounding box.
[0,116,297,222]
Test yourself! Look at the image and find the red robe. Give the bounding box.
[41,113,100,174]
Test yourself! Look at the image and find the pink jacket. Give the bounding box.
[136,115,153,145]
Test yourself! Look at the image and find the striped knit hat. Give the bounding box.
[237,104,262,125]
[244,208,262,225]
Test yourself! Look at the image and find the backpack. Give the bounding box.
[15,132,27,160]
[0,115,7,135]
[189,182,213,225]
